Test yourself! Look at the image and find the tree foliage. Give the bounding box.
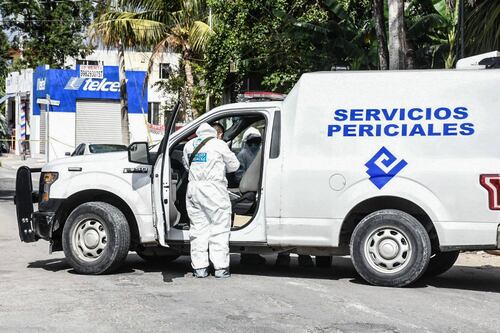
[466,0,500,54]
[204,0,383,101]
[92,0,213,120]
[0,0,94,68]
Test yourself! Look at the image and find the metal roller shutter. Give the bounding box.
[75,100,123,145]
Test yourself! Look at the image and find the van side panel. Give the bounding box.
[275,70,500,248]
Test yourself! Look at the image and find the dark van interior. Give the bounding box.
[168,113,267,230]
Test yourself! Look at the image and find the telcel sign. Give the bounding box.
[64,77,121,92]
[33,65,147,115]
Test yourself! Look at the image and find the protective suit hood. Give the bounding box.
[196,123,217,139]
[242,127,261,142]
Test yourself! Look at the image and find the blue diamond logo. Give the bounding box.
[365,147,408,189]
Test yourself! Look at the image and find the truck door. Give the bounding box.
[152,102,181,247]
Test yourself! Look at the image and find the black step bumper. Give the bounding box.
[14,166,54,242]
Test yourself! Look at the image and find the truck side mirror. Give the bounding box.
[128,142,151,165]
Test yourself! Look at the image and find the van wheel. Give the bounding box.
[424,251,459,277]
[350,209,431,287]
[62,202,130,274]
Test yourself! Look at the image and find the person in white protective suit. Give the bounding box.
[183,123,240,278]
[234,127,262,183]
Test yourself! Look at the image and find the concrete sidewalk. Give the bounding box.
[0,153,46,170]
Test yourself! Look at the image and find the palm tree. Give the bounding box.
[90,10,140,145]
[388,0,408,69]
[92,0,213,122]
[466,0,500,54]
[372,0,389,69]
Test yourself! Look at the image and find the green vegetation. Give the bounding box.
[92,0,213,121]
[0,0,498,120]
[0,0,95,68]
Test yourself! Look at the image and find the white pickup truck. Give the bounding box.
[15,55,500,287]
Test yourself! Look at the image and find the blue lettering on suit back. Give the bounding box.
[192,152,207,163]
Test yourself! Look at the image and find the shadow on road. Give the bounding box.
[27,258,70,271]
[26,254,500,292]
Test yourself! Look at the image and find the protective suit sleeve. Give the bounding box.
[219,142,240,173]
[182,143,190,170]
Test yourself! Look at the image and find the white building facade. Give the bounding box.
[5,49,179,160]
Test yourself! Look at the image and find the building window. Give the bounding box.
[76,59,101,66]
[159,63,172,79]
[148,102,161,125]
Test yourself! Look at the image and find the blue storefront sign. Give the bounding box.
[33,65,148,115]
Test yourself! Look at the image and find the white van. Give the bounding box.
[15,58,500,287]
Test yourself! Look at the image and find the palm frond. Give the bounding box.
[466,0,500,53]
[91,12,167,48]
[189,20,214,53]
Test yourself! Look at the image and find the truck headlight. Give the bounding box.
[40,172,58,202]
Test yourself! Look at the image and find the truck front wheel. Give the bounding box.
[62,202,131,274]
[350,209,431,287]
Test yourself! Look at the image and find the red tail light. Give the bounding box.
[480,174,500,210]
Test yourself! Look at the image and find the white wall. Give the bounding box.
[6,69,33,95]
[6,69,35,156]
[47,112,76,161]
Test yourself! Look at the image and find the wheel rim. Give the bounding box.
[71,218,108,262]
[364,227,412,274]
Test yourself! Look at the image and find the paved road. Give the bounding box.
[1,168,500,332]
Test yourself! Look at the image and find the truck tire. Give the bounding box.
[424,250,459,277]
[62,202,131,274]
[350,209,431,287]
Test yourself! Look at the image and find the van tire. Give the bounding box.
[350,209,431,287]
[62,202,130,274]
[424,250,459,277]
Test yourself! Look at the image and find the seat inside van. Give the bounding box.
[229,148,261,216]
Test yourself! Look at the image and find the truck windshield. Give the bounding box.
[88,144,128,154]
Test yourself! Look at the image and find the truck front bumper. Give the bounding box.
[15,166,62,243]
[31,211,56,241]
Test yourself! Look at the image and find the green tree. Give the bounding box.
[204,0,334,101]
[466,0,500,54]
[0,31,10,144]
[204,0,379,101]
[92,0,213,121]
[0,0,94,68]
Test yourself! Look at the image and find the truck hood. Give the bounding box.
[42,151,134,172]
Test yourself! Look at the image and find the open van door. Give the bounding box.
[152,102,182,247]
